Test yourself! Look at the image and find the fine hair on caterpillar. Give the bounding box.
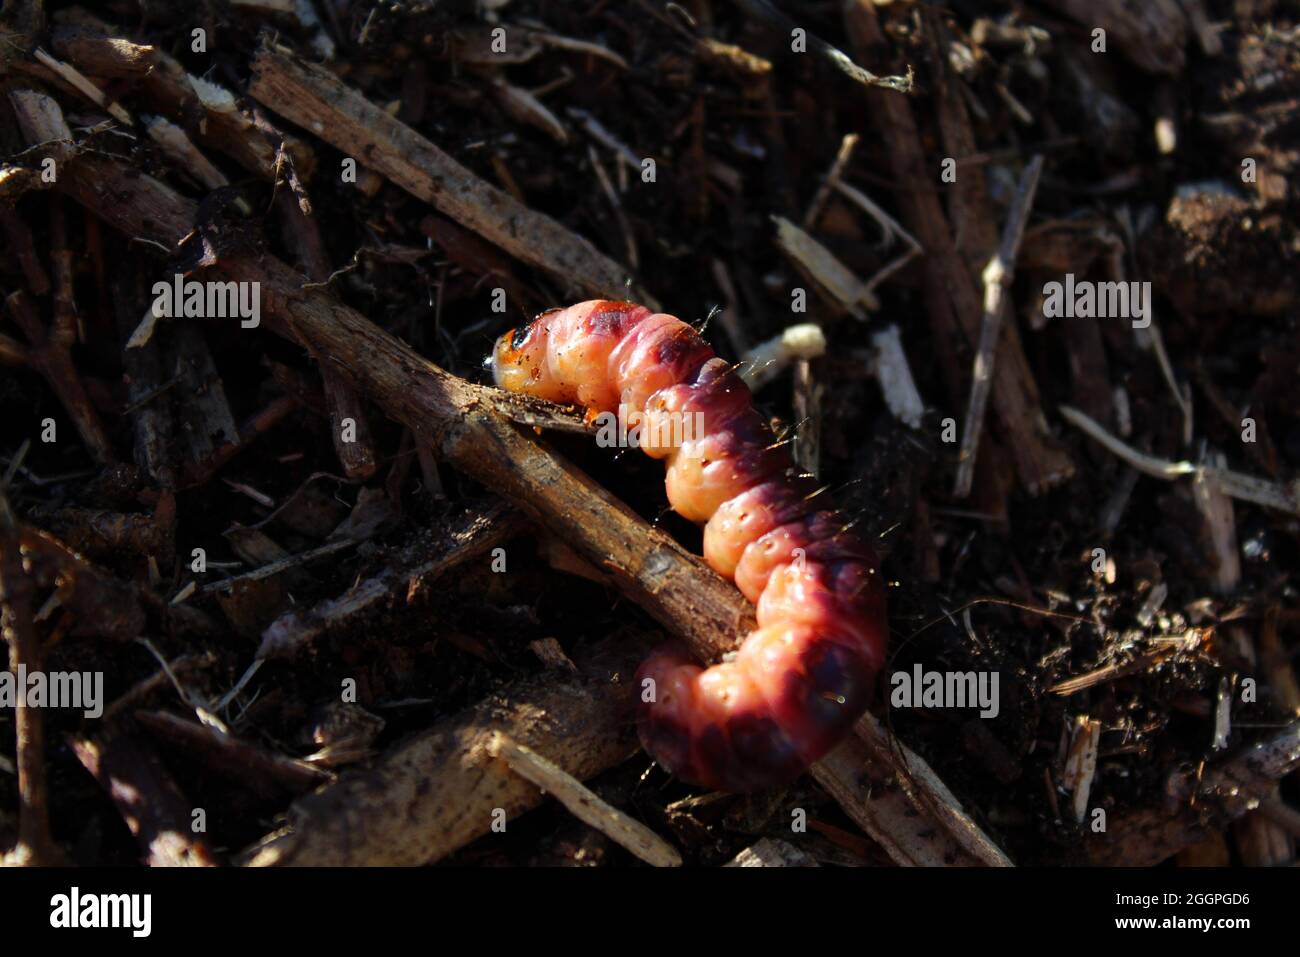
[489,300,887,792]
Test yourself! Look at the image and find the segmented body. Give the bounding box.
[490,301,887,791]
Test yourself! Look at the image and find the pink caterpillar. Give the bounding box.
[490,301,887,791]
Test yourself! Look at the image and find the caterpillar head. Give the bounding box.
[489,320,568,402]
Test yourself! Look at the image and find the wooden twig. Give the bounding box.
[276,191,377,481]
[160,322,241,478]
[953,155,1044,498]
[257,504,517,659]
[830,179,924,299]
[929,19,999,277]
[143,116,229,192]
[1192,454,1242,595]
[813,714,1011,866]
[0,206,51,295]
[1047,639,1191,696]
[1062,715,1101,824]
[184,396,300,488]
[803,133,859,230]
[112,273,178,488]
[1060,406,1300,516]
[32,47,133,125]
[199,539,357,596]
[728,0,913,92]
[69,733,218,866]
[0,489,57,865]
[135,711,333,799]
[47,195,78,348]
[247,43,647,305]
[35,505,169,562]
[484,731,681,867]
[771,215,878,316]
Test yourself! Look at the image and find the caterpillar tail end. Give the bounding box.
[635,631,874,793]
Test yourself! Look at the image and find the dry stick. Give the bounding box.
[0,490,57,865]
[871,325,925,430]
[483,731,682,867]
[184,395,299,488]
[144,116,229,192]
[953,155,1044,499]
[1,205,52,295]
[276,190,378,481]
[69,733,218,866]
[247,43,649,305]
[37,505,167,558]
[15,526,146,642]
[198,538,357,596]
[4,93,113,464]
[134,711,332,799]
[1062,715,1102,824]
[1060,406,1300,516]
[843,2,1071,495]
[567,108,642,172]
[803,133,859,230]
[257,503,517,659]
[32,47,133,125]
[929,22,1000,277]
[4,289,114,464]
[829,178,923,299]
[19,92,1007,868]
[811,723,993,866]
[162,320,242,476]
[771,216,878,316]
[728,0,913,92]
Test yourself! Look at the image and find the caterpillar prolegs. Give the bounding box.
[490,301,887,792]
